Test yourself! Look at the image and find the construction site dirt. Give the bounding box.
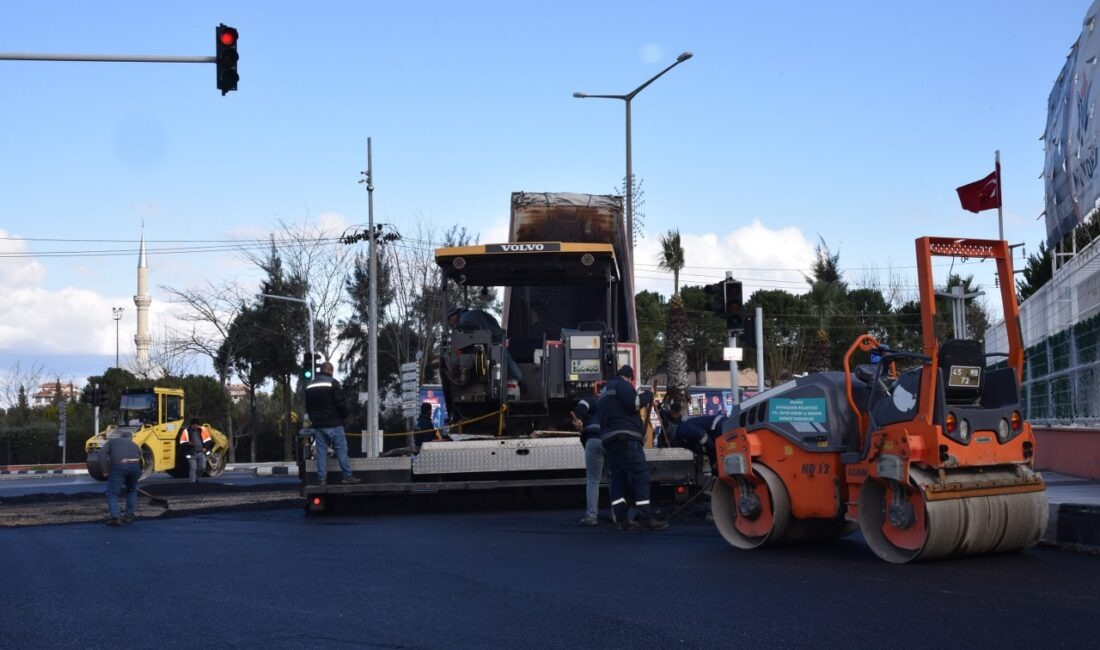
[0,483,299,527]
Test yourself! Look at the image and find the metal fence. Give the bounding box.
[986,237,1100,425]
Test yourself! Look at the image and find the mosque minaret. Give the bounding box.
[134,224,152,363]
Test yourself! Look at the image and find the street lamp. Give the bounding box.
[259,294,315,385]
[112,307,124,368]
[573,51,693,284]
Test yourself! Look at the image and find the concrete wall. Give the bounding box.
[1034,427,1100,480]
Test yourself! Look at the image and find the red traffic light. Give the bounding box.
[219,30,237,47]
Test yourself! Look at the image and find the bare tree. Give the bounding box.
[242,219,358,361]
[0,361,47,410]
[160,280,251,462]
[385,220,444,382]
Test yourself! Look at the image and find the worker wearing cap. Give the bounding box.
[99,428,142,526]
[593,365,668,532]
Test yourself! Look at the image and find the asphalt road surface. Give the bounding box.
[3,506,1098,649]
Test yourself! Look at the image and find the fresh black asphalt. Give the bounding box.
[2,505,1098,649]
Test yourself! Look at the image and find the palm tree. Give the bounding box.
[658,230,688,400]
[657,230,685,293]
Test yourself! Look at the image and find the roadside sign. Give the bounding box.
[723,347,743,362]
[401,391,418,402]
[401,370,418,382]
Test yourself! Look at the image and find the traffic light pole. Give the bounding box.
[756,306,765,392]
[729,332,739,407]
[2,22,239,95]
[0,53,215,63]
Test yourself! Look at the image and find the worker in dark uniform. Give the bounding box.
[595,365,668,531]
[672,414,727,473]
[99,428,142,526]
[304,362,361,485]
[414,402,439,450]
[656,399,684,448]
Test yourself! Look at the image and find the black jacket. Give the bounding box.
[304,373,349,428]
[593,376,652,443]
[415,414,437,448]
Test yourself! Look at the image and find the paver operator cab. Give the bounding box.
[437,191,639,436]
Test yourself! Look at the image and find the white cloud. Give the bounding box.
[0,229,46,289]
[634,219,816,298]
[0,230,188,358]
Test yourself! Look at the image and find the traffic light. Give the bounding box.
[703,281,725,316]
[302,352,323,380]
[215,24,239,95]
[725,279,744,331]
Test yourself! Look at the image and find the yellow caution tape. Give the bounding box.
[341,405,509,439]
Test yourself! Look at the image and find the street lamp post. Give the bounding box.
[573,51,693,284]
[112,307,124,368]
[260,294,315,382]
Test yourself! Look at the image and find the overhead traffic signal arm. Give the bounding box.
[215,24,239,95]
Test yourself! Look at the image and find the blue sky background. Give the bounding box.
[0,1,1094,383]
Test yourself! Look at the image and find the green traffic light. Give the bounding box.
[304,370,313,380]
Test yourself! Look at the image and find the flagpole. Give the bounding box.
[996,150,1004,241]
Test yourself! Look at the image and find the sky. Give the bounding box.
[0,0,1094,387]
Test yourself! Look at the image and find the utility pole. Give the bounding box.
[360,138,379,453]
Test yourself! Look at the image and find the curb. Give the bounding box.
[252,465,299,477]
[0,469,70,476]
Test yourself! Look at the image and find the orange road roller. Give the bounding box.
[712,237,1047,563]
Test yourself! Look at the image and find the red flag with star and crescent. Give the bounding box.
[956,162,1001,213]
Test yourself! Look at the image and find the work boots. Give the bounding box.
[341,475,362,485]
[616,518,669,531]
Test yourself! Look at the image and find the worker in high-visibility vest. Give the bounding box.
[179,418,213,482]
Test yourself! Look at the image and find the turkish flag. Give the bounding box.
[956,164,1001,213]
